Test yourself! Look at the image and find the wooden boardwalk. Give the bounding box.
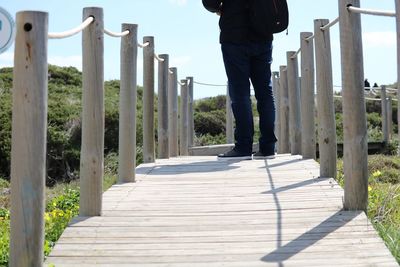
[46,155,398,266]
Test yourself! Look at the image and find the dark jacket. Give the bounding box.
[202,0,273,43]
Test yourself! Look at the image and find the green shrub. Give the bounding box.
[195,133,226,146]
[194,110,226,136]
[194,95,226,112]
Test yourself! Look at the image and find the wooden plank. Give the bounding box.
[45,155,397,266]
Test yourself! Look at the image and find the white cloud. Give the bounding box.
[0,53,82,70]
[0,52,14,67]
[169,0,187,6]
[170,56,191,69]
[48,55,82,70]
[362,31,396,47]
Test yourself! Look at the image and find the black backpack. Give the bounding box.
[249,0,289,36]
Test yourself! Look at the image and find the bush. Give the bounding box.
[195,133,226,146]
[194,110,226,136]
[194,95,226,112]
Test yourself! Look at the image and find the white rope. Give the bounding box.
[48,17,94,39]
[193,81,227,87]
[169,69,174,74]
[178,81,186,86]
[104,29,129,37]
[320,17,339,31]
[365,97,382,101]
[305,34,315,41]
[290,48,301,59]
[347,6,396,17]
[138,42,150,48]
[154,53,165,62]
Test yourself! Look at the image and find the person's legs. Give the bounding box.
[249,41,277,155]
[221,42,254,155]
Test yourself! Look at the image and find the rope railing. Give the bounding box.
[290,47,301,59]
[154,53,165,62]
[138,42,149,48]
[104,28,130,37]
[347,6,396,17]
[48,16,94,39]
[193,81,227,87]
[320,17,339,31]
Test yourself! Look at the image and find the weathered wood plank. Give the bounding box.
[46,155,397,266]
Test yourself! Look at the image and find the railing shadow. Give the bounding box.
[136,159,241,175]
[260,159,361,264]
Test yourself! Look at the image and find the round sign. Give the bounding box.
[0,7,15,54]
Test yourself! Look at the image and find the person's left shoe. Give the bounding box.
[252,151,275,160]
[217,148,252,160]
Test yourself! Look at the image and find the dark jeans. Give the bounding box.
[221,41,277,154]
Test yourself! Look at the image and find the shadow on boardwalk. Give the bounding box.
[260,159,360,264]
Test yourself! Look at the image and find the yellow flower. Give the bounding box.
[44,212,51,222]
[372,170,382,178]
[368,186,372,192]
[52,202,57,207]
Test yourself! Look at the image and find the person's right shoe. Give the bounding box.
[217,148,252,160]
[252,151,275,160]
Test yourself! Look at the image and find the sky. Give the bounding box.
[0,0,397,99]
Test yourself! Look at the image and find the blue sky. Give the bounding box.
[0,0,397,99]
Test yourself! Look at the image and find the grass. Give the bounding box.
[337,154,400,263]
[0,152,119,266]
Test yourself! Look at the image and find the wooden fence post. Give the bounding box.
[387,96,393,140]
[143,36,155,163]
[272,72,281,153]
[381,85,389,144]
[226,83,234,144]
[10,11,48,267]
[118,24,137,183]
[158,54,169,158]
[396,0,400,153]
[168,67,179,157]
[180,80,189,155]
[80,7,104,216]
[314,20,337,178]
[300,32,316,160]
[286,52,302,155]
[187,76,195,147]
[339,0,368,211]
[279,66,290,153]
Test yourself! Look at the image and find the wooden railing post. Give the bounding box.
[300,32,316,160]
[143,36,155,163]
[10,11,48,267]
[180,80,189,155]
[314,19,337,178]
[387,96,393,140]
[339,0,368,210]
[187,76,195,147]
[158,54,169,158]
[381,85,389,144]
[286,52,302,155]
[396,0,400,153]
[80,7,104,216]
[226,83,234,144]
[272,72,281,153]
[169,67,179,157]
[278,66,290,153]
[118,24,138,183]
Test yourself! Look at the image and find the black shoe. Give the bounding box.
[252,151,275,160]
[218,148,252,160]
